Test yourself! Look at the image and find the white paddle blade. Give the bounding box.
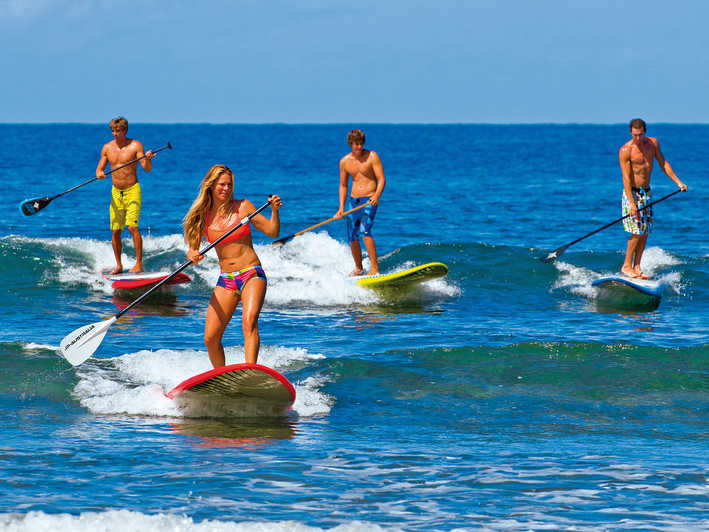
[59,317,117,366]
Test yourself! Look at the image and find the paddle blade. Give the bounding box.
[271,234,294,246]
[539,246,567,263]
[19,196,52,216]
[59,316,117,366]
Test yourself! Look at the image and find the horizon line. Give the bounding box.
[1,121,707,126]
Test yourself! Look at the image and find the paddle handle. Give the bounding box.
[272,201,369,245]
[114,198,272,319]
[52,142,172,201]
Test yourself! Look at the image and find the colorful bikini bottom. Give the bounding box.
[216,265,267,294]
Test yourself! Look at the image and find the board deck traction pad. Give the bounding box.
[591,275,666,298]
[353,262,448,287]
[166,363,296,405]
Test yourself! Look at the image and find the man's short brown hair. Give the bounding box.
[629,118,646,132]
[110,116,129,131]
[347,129,365,146]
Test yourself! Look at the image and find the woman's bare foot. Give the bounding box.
[349,268,364,277]
[129,264,144,273]
[110,265,123,275]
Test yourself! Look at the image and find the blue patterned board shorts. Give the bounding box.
[346,196,378,242]
[622,187,652,235]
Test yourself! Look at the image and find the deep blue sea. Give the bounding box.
[1,124,708,531]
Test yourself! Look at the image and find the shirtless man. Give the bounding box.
[619,118,687,279]
[334,129,386,276]
[96,117,154,274]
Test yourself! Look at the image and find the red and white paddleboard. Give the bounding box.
[101,268,191,290]
[167,363,296,417]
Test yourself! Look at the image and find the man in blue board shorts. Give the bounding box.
[334,129,386,276]
[96,116,154,274]
[619,118,686,279]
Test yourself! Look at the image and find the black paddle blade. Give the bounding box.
[271,235,294,246]
[19,196,52,216]
[539,246,567,263]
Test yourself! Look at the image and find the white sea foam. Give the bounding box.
[72,344,331,419]
[552,246,685,297]
[255,232,379,306]
[552,261,598,297]
[18,234,193,294]
[16,232,456,305]
[260,232,457,305]
[20,342,56,351]
[0,510,389,532]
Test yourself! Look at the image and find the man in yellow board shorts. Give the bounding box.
[96,117,154,273]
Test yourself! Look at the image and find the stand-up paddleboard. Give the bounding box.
[591,275,666,310]
[101,268,191,290]
[167,363,296,418]
[350,262,448,289]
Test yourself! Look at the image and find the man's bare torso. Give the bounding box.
[620,136,658,189]
[103,139,142,189]
[341,149,378,197]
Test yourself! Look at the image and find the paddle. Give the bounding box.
[19,142,172,216]
[539,189,683,263]
[271,202,369,245]
[59,197,273,366]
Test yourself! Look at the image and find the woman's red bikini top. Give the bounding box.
[204,201,252,244]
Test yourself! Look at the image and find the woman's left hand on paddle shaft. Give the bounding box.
[187,248,204,264]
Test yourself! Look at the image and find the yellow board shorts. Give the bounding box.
[110,182,141,230]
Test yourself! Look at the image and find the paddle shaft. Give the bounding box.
[54,143,172,200]
[114,199,272,319]
[541,189,682,262]
[272,201,368,245]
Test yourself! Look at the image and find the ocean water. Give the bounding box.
[1,123,708,531]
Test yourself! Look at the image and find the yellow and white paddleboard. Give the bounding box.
[350,262,448,289]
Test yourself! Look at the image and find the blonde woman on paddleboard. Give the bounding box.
[183,164,282,368]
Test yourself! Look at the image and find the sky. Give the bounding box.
[2,0,708,123]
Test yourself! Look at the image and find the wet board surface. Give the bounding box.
[166,363,296,417]
[591,275,666,311]
[101,268,191,290]
[591,276,666,298]
[350,262,448,289]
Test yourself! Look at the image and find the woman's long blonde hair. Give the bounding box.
[183,164,236,249]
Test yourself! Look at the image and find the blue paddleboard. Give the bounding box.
[591,276,665,298]
[591,275,666,310]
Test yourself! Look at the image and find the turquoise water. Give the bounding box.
[1,124,708,530]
